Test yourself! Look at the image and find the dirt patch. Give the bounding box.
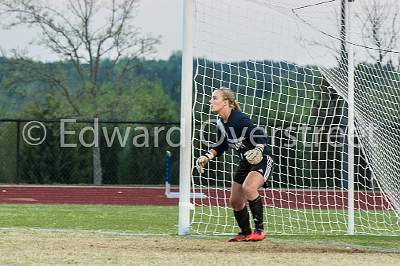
[0,230,399,265]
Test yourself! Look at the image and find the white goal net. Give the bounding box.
[189,0,400,235]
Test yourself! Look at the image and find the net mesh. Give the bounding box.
[191,0,400,235]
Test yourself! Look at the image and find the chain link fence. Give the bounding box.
[0,119,180,185]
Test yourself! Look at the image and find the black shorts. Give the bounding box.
[233,155,274,186]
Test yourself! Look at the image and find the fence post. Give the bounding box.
[165,151,172,196]
[16,120,21,183]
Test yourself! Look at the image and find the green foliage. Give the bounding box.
[98,82,179,185]
[130,81,178,121]
[0,57,180,184]
[0,56,181,119]
[134,52,182,103]
[0,122,17,182]
[12,82,179,185]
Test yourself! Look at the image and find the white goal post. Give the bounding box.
[179,0,400,236]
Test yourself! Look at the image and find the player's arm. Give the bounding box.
[196,126,228,174]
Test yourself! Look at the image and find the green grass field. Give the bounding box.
[191,205,400,236]
[0,204,399,265]
[0,204,178,234]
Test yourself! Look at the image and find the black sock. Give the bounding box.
[248,195,264,230]
[233,206,251,235]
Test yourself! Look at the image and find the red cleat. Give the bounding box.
[227,232,252,242]
[247,229,266,241]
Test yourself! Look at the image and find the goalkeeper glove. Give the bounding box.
[244,145,264,165]
[196,153,212,174]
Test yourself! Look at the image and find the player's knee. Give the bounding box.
[230,197,245,210]
[242,184,258,200]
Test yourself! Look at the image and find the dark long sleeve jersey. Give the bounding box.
[213,110,270,160]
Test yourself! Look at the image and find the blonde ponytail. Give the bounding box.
[216,87,241,111]
[233,100,241,111]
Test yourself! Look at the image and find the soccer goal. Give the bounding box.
[179,0,400,236]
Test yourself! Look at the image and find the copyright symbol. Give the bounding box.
[22,121,47,145]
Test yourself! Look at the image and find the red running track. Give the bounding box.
[0,185,178,206]
[197,188,391,210]
[0,185,391,210]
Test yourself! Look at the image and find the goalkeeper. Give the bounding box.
[196,87,273,242]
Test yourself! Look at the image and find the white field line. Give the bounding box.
[0,227,171,237]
